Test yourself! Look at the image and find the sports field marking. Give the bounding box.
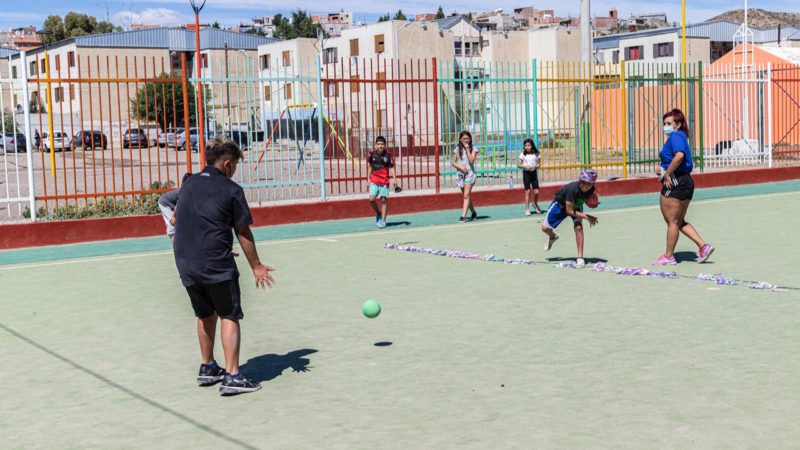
[1,189,797,272]
[316,238,339,242]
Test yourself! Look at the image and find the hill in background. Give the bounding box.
[711,8,800,28]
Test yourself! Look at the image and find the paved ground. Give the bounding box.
[1,182,798,449]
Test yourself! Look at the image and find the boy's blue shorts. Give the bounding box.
[369,183,390,198]
[543,202,582,229]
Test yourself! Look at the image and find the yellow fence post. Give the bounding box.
[620,60,628,179]
[43,49,56,178]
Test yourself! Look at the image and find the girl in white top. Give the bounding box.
[517,138,542,215]
[451,130,479,222]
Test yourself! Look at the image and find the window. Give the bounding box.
[376,72,386,91]
[350,75,360,93]
[325,82,338,97]
[653,42,674,58]
[261,54,271,70]
[455,42,463,56]
[323,47,338,64]
[67,51,75,68]
[264,85,271,101]
[374,34,385,53]
[375,109,385,128]
[54,87,64,103]
[30,61,37,75]
[624,45,643,61]
[55,55,61,71]
[69,84,75,100]
[612,50,619,63]
[11,66,17,79]
[201,54,209,68]
[349,39,359,57]
[284,83,292,99]
[282,51,291,67]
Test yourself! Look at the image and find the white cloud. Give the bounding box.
[112,8,192,28]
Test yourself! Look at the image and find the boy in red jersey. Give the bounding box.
[367,136,397,228]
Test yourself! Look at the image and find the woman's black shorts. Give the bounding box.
[661,172,694,201]
[522,170,539,190]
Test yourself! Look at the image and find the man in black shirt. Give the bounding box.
[173,136,275,395]
[541,169,600,268]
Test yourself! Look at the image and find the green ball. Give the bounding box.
[362,299,381,319]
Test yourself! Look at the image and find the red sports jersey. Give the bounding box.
[368,150,394,185]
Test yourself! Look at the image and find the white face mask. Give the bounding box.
[663,125,675,136]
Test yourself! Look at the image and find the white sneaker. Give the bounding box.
[544,233,559,251]
[525,210,531,216]
[575,258,585,268]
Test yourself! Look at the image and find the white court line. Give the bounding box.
[2,189,798,271]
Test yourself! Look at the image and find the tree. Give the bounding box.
[393,10,407,21]
[2,110,15,133]
[435,6,445,19]
[212,21,221,29]
[272,10,325,39]
[131,73,197,130]
[42,16,67,44]
[42,12,121,44]
[377,14,391,23]
[465,12,474,22]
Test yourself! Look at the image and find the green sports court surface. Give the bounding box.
[2,181,800,448]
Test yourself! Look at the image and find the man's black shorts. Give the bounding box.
[522,170,539,190]
[661,172,694,201]
[186,279,243,320]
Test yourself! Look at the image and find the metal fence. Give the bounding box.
[2,54,799,222]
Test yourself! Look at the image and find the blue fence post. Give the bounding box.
[316,56,327,200]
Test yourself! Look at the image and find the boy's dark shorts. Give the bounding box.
[185,279,243,320]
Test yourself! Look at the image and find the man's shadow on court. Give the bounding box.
[240,349,317,383]
[546,256,608,264]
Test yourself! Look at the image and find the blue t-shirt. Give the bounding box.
[659,130,693,174]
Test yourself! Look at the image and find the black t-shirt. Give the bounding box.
[367,150,394,171]
[553,181,594,210]
[173,166,253,286]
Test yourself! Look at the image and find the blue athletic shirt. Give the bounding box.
[659,129,693,174]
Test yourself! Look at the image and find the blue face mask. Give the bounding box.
[663,125,675,136]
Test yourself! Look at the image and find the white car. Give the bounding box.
[43,132,73,151]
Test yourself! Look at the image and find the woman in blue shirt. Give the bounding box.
[653,108,714,265]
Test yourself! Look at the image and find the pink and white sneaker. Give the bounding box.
[652,254,677,266]
[698,244,715,263]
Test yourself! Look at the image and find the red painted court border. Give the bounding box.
[3,166,800,250]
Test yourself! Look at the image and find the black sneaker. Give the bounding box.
[458,216,466,223]
[219,373,262,395]
[197,361,226,386]
[470,211,478,221]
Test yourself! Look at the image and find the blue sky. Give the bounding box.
[0,0,796,31]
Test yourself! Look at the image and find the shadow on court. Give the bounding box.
[385,221,411,228]
[240,349,317,383]
[546,256,609,264]
[674,251,699,263]
[0,322,260,450]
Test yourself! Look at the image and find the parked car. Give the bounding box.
[175,127,215,151]
[43,131,72,151]
[123,128,149,148]
[73,130,108,150]
[158,127,183,147]
[0,133,27,153]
